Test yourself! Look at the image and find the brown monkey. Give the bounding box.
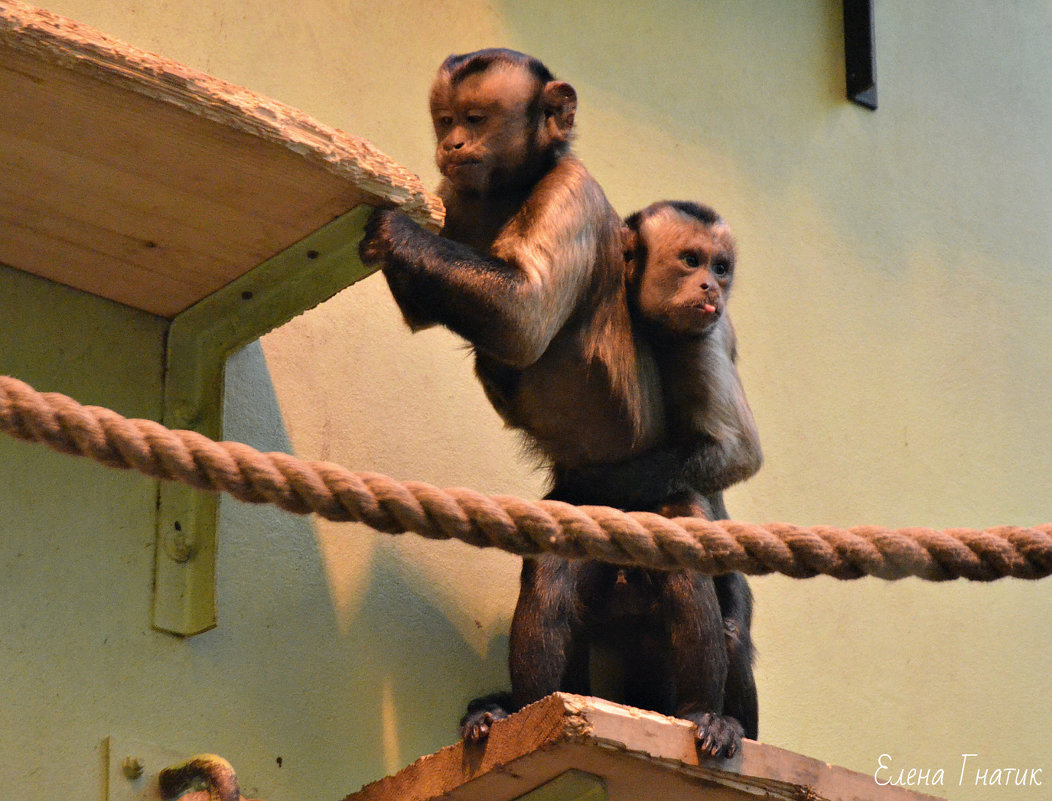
[490,202,762,758]
[359,48,660,472]
[622,200,761,746]
[357,51,757,757]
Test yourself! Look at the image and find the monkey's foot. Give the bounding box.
[459,708,508,743]
[459,694,514,743]
[684,711,744,759]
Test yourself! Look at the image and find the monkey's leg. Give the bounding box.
[623,611,673,714]
[509,554,590,707]
[461,554,589,743]
[707,492,759,740]
[663,572,745,759]
[714,571,758,740]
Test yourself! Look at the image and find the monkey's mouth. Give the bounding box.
[442,158,482,175]
[678,300,721,334]
[689,300,721,316]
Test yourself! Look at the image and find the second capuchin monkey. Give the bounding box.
[465,202,762,758]
[621,200,761,746]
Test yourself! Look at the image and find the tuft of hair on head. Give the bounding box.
[440,48,557,86]
[627,200,723,231]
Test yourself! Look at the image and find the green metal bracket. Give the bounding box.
[152,204,377,636]
[512,771,607,801]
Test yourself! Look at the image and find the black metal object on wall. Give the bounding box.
[843,0,877,109]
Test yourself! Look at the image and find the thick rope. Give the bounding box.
[1,374,1049,581]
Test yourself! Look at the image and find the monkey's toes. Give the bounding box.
[690,712,744,759]
[459,709,508,744]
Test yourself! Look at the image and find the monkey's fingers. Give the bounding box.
[460,711,498,743]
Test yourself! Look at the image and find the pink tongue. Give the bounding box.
[703,304,716,313]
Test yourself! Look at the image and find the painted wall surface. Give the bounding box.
[0,2,1049,800]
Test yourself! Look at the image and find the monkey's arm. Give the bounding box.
[359,161,605,368]
[553,346,762,509]
[361,208,526,339]
[552,431,760,512]
[675,358,764,494]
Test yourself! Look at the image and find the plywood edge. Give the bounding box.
[0,0,443,230]
[341,694,585,801]
[341,694,948,801]
[575,697,946,801]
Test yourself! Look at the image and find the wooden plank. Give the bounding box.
[0,123,274,272]
[342,694,948,801]
[0,0,442,317]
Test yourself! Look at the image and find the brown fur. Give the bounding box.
[505,202,763,758]
[360,50,660,468]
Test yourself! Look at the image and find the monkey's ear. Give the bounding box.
[542,81,577,136]
[621,225,639,259]
[621,225,641,282]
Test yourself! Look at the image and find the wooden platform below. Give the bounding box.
[342,694,946,801]
[0,0,442,317]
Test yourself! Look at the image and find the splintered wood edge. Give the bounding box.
[342,693,947,801]
[0,0,444,230]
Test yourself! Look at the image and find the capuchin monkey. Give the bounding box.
[357,50,760,758]
[359,48,658,470]
[618,200,761,746]
[466,202,762,757]
[557,202,763,520]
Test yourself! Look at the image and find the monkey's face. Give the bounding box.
[430,65,571,196]
[633,209,736,337]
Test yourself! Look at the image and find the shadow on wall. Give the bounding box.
[219,343,509,786]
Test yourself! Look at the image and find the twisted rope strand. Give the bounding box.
[2,375,1049,581]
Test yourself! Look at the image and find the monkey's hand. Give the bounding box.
[657,489,714,520]
[359,208,439,330]
[684,711,745,759]
[358,207,403,265]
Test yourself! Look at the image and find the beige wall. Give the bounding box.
[1,1,1049,799]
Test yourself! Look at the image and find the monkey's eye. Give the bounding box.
[681,252,701,268]
[466,113,487,125]
[712,260,731,277]
[435,114,454,128]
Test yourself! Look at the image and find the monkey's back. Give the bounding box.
[466,158,665,469]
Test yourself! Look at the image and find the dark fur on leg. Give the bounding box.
[714,571,758,740]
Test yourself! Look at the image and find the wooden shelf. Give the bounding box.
[0,0,443,636]
[343,694,946,801]
[0,0,441,317]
